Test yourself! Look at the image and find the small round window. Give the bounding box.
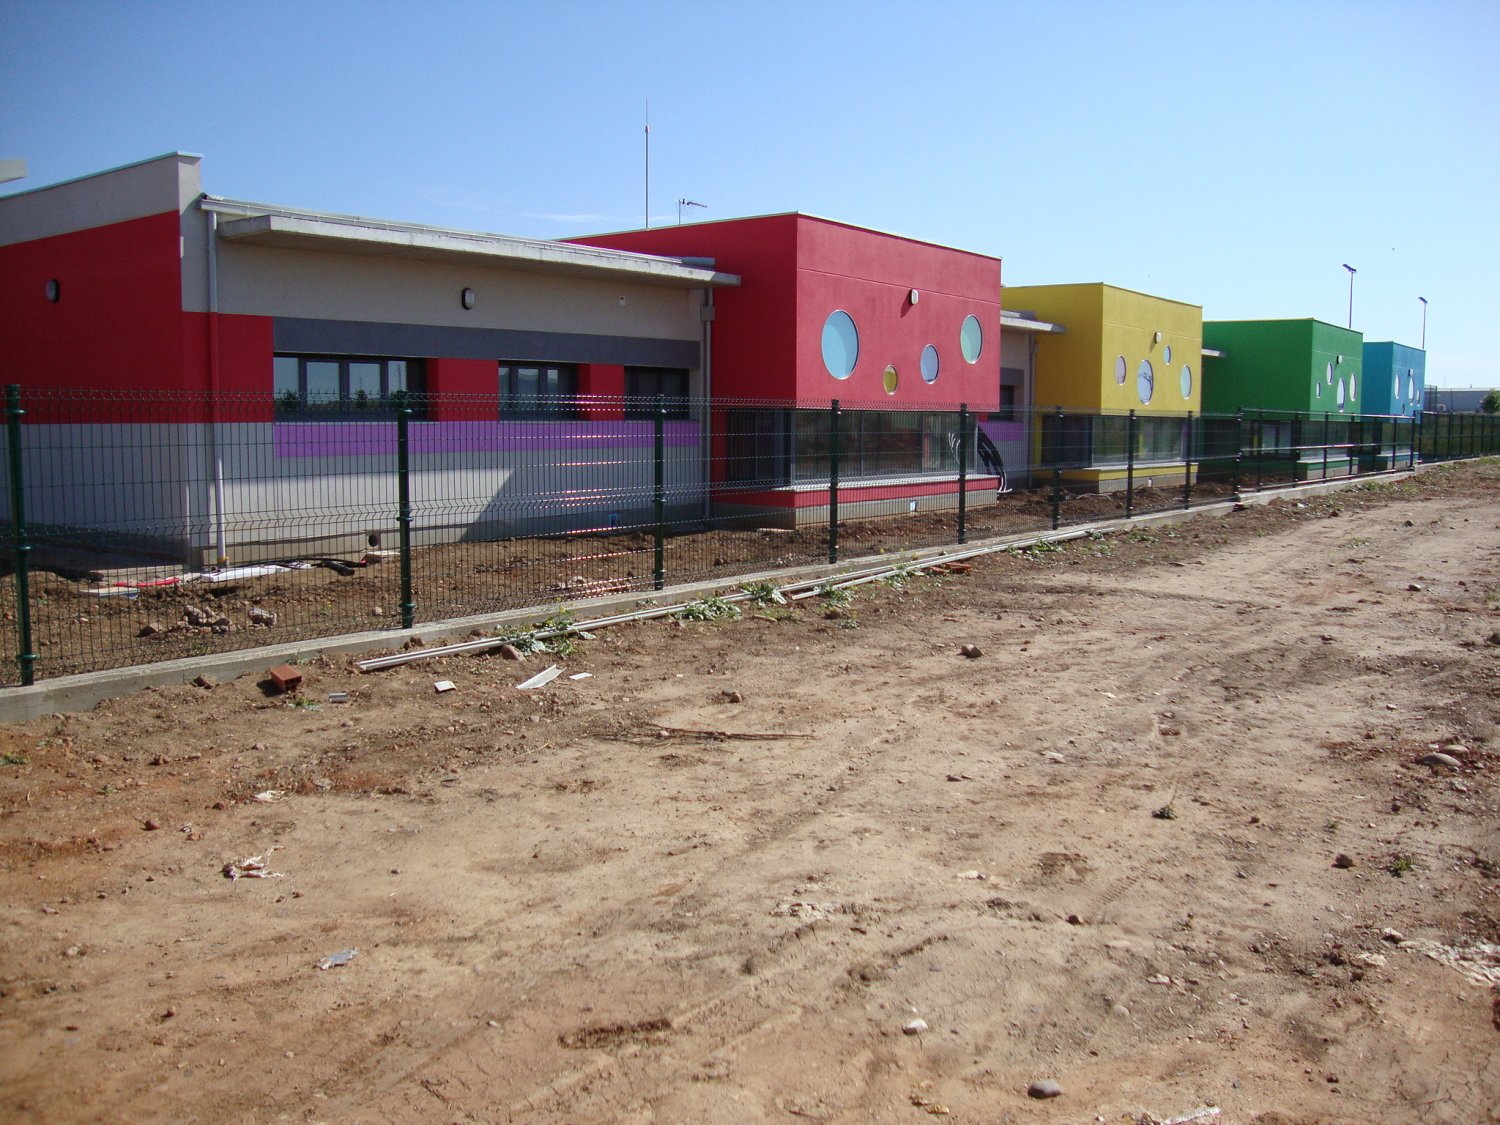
[1163,344,1173,364]
[920,344,940,385]
[882,365,899,395]
[1137,360,1154,406]
[1315,381,1322,399]
[1326,362,1334,385]
[1336,379,1346,410]
[821,310,859,380]
[1348,374,1357,401]
[1407,373,1416,400]
[1394,373,1403,400]
[960,315,983,364]
[1179,365,1192,399]
[1115,355,1128,385]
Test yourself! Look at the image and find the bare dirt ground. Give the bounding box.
[1,462,1497,1125]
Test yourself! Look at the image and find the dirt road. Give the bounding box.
[2,463,1497,1124]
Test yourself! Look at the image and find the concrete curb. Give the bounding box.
[0,468,1418,723]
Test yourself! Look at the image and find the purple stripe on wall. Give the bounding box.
[274,421,701,459]
[980,420,1025,442]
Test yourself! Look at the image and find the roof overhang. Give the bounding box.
[1000,311,1066,334]
[206,199,739,289]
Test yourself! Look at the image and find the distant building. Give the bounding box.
[1423,387,1495,413]
[1360,341,1425,418]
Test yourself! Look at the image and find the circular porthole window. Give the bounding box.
[882,365,899,395]
[1179,364,1192,399]
[1163,344,1173,364]
[1137,359,1154,405]
[920,344,940,385]
[1315,381,1322,400]
[45,279,60,303]
[1348,374,1357,401]
[821,310,859,380]
[960,315,983,363]
[1115,355,1128,385]
[1407,373,1416,400]
[1326,362,1334,386]
[1336,379,1346,410]
[1394,373,1403,400]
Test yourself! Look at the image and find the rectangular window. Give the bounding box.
[724,409,969,486]
[625,367,691,418]
[992,367,1024,423]
[500,363,578,418]
[995,385,1019,423]
[274,355,423,418]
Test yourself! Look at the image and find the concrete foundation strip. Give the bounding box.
[352,526,1097,673]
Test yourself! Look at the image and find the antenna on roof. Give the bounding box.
[643,99,650,230]
[677,198,706,225]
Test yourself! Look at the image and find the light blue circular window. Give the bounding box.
[1137,359,1154,406]
[920,344,940,384]
[1179,365,1192,399]
[960,315,983,364]
[1336,379,1346,409]
[1407,372,1416,400]
[821,310,859,380]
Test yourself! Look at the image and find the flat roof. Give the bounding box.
[205,197,740,289]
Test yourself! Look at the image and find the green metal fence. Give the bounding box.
[0,385,1492,685]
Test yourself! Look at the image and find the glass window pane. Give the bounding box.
[274,356,299,399]
[821,311,859,379]
[960,315,983,364]
[349,362,381,404]
[388,360,408,397]
[306,361,340,404]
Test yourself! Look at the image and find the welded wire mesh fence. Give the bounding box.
[0,385,1492,684]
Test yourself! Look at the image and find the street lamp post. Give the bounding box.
[1419,296,1428,350]
[1342,264,1357,329]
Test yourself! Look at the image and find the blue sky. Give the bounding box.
[2,0,1495,387]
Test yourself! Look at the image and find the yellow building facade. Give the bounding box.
[1004,283,1204,489]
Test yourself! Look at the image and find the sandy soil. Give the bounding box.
[1,462,1497,1124]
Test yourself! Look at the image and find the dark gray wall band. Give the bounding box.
[273,317,700,368]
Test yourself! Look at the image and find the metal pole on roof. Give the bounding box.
[1343,264,1357,328]
[1419,297,1427,350]
[644,101,650,230]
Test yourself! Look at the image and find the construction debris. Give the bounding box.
[517,665,562,691]
[317,948,358,971]
[267,664,302,694]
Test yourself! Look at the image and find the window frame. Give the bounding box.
[274,354,422,418]
[624,367,691,419]
[499,362,580,419]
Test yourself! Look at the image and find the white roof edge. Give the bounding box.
[1000,311,1066,334]
[208,200,739,287]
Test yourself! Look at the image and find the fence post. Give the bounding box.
[1182,411,1194,509]
[1256,409,1266,491]
[828,399,841,564]
[5,386,36,687]
[1411,411,1421,469]
[1050,404,1064,530]
[396,401,415,630]
[1125,409,1136,518]
[1321,412,1331,480]
[1231,410,1244,496]
[956,404,969,544]
[653,394,666,590]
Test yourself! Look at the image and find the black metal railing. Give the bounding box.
[1,385,1493,684]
